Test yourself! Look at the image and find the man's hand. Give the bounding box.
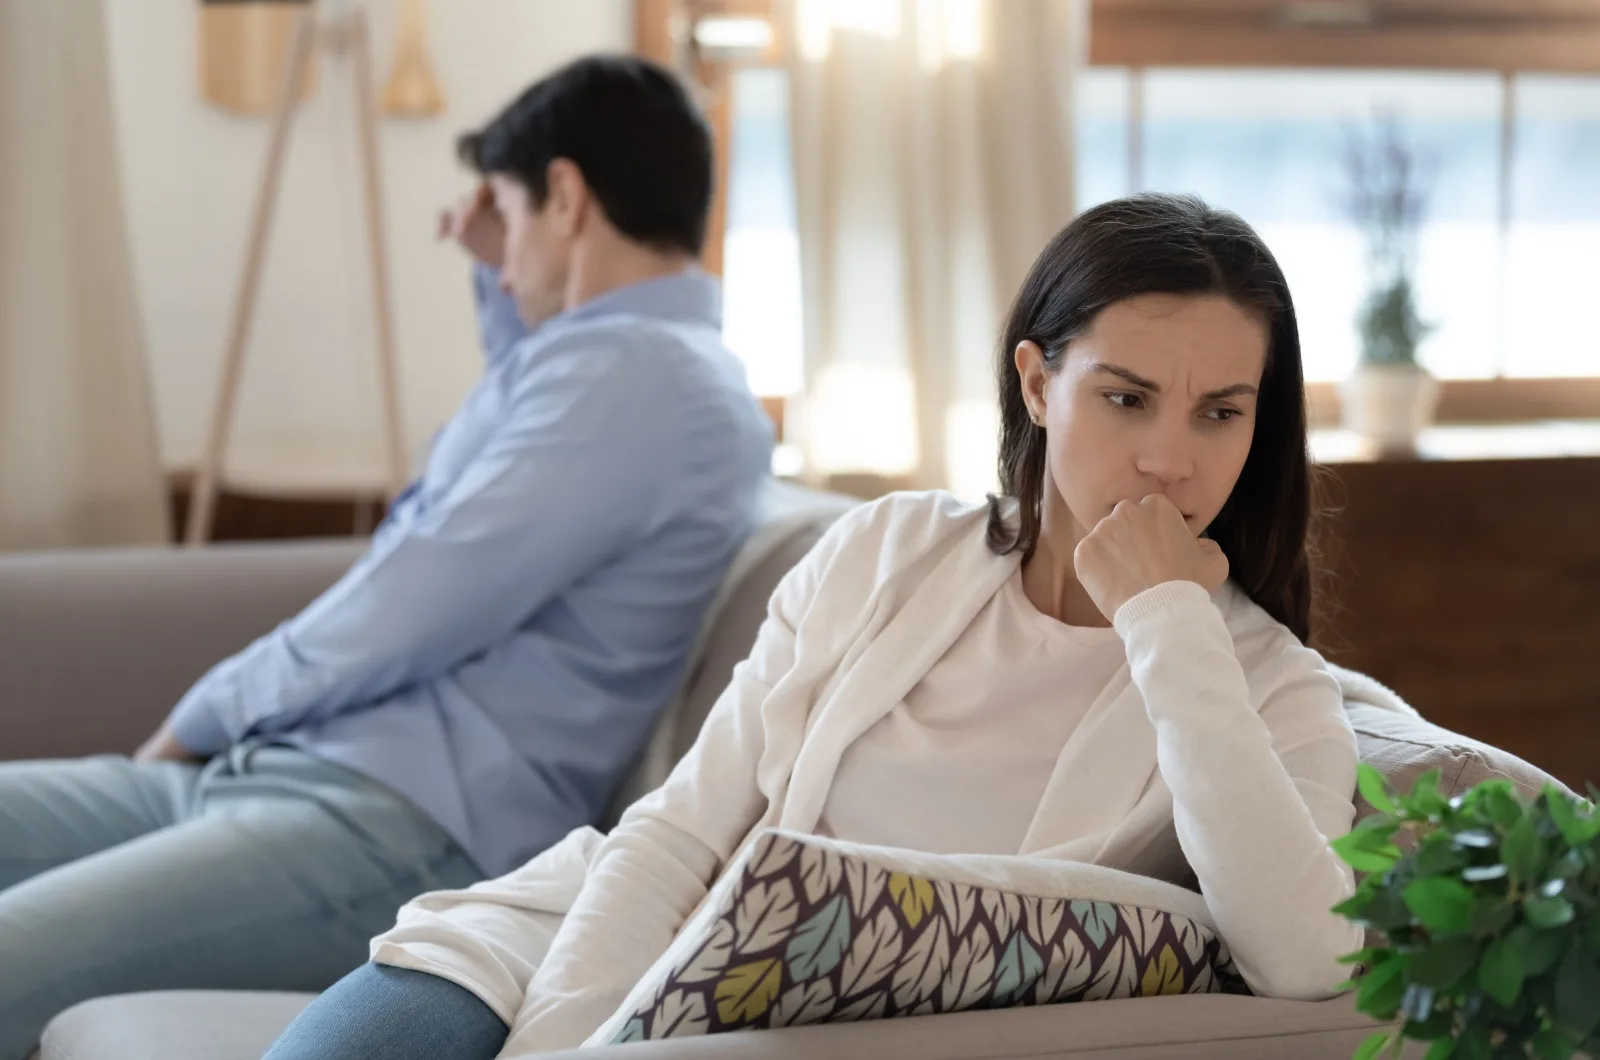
[437,181,507,269]
[1074,494,1230,623]
[133,724,204,765]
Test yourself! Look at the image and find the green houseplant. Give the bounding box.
[1338,112,1440,452]
[1332,764,1600,1060]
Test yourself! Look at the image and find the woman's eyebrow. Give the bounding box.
[1088,362,1258,401]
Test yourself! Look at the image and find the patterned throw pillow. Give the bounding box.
[593,830,1248,1044]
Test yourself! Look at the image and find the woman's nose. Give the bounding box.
[1134,424,1195,484]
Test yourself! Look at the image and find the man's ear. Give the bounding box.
[543,158,588,237]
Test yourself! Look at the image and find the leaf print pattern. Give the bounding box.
[941,925,997,1011]
[677,919,735,984]
[993,932,1046,1006]
[715,959,783,1024]
[840,907,903,997]
[653,990,710,1038]
[735,878,799,953]
[1084,937,1138,1002]
[982,888,1022,941]
[934,877,976,936]
[607,831,1249,1043]
[844,858,887,918]
[750,835,800,880]
[772,979,836,1028]
[888,872,935,929]
[1040,934,1093,1002]
[800,840,843,904]
[785,894,851,981]
[1140,944,1186,996]
[891,913,950,1009]
[1026,897,1065,950]
[1071,900,1118,949]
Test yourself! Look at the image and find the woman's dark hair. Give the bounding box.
[457,54,713,256]
[987,193,1321,642]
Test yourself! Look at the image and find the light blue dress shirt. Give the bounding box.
[167,266,774,876]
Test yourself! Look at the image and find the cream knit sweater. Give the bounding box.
[370,491,1375,1055]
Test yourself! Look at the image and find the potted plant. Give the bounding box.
[1332,764,1600,1059]
[1338,112,1440,453]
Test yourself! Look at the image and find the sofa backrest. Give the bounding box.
[603,480,858,824]
[1349,700,1575,820]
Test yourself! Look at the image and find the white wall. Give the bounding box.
[104,0,631,483]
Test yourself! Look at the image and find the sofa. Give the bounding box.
[0,480,1571,1060]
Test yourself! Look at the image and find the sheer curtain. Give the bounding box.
[782,0,1084,497]
[0,0,168,549]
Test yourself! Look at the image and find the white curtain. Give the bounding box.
[0,0,169,549]
[783,0,1084,498]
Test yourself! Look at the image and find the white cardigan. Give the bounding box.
[372,490,1387,1055]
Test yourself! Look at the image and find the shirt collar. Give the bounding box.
[554,269,721,331]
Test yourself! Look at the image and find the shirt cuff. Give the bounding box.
[164,687,232,756]
[1112,579,1215,638]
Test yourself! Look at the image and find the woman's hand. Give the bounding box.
[1074,494,1229,622]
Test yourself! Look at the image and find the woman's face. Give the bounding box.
[1016,293,1269,546]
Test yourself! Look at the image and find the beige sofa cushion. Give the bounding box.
[1347,702,1573,821]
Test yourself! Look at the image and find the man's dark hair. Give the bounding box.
[457,54,713,256]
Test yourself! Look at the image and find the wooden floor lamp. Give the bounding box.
[185,0,408,545]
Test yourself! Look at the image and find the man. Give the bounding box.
[0,54,772,1058]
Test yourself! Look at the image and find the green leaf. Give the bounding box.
[1509,924,1570,977]
[1401,982,1435,1023]
[1338,947,1383,967]
[1460,864,1508,884]
[1334,829,1405,873]
[1410,936,1479,990]
[1357,956,1408,1017]
[1503,817,1544,885]
[1548,849,1587,883]
[1333,890,1376,920]
[1424,1036,1456,1060]
[1477,936,1525,1007]
[1366,887,1418,932]
[1485,785,1526,831]
[1403,769,1449,817]
[1525,894,1575,929]
[1415,835,1469,876]
[1457,1027,1492,1060]
[1353,1029,1393,1060]
[1404,877,1477,935]
[1406,1010,1454,1041]
[1467,894,1516,938]
[1453,829,1497,849]
[1553,946,1600,1036]
[1359,764,1399,815]
[1545,790,1597,848]
[1539,877,1567,899]
[1530,1027,1580,1060]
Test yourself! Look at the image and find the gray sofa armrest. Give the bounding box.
[0,539,365,761]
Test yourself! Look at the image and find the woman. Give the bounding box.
[265,193,1364,1060]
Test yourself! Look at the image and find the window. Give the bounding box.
[721,67,805,398]
[644,0,1600,430]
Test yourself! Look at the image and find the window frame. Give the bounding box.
[636,0,1600,426]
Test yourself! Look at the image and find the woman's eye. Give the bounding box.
[1106,392,1144,410]
[1206,407,1240,423]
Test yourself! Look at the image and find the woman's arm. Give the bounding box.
[1114,581,1365,1000]
[491,504,866,1055]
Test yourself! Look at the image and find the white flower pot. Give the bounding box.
[1339,364,1441,453]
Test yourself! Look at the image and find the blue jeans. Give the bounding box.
[0,743,481,1060]
[263,963,509,1060]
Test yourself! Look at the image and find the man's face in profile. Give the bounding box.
[489,172,570,328]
